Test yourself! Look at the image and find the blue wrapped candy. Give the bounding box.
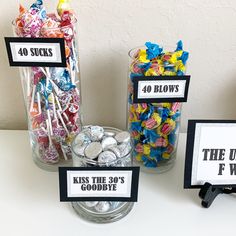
[145,42,163,60]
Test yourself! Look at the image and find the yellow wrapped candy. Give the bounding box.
[145,68,158,76]
[163,71,177,76]
[141,112,162,129]
[131,130,141,140]
[168,52,178,64]
[129,104,136,113]
[162,152,171,159]
[158,103,171,109]
[135,153,143,162]
[66,133,75,144]
[138,49,150,63]
[135,104,148,114]
[157,118,176,136]
[174,50,183,58]
[129,112,139,123]
[143,144,151,155]
[175,60,186,73]
[167,118,176,128]
[152,113,162,127]
[158,65,165,75]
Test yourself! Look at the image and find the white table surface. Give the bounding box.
[0,130,235,236]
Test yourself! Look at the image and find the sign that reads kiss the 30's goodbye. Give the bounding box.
[59,167,140,202]
[184,120,236,188]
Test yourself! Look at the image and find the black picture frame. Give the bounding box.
[133,75,190,103]
[59,166,140,202]
[184,119,236,189]
[4,37,67,67]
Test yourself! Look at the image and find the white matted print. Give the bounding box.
[184,120,236,188]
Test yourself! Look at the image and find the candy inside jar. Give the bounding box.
[71,126,134,223]
[128,41,189,173]
[13,0,82,171]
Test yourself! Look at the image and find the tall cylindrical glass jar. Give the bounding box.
[12,5,82,171]
[71,126,134,223]
[127,42,189,173]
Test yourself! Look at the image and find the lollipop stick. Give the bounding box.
[46,119,52,146]
[40,67,50,89]
[69,57,75,84]
[45,67,51,80]
[42,127,47,134]
[55,95,63,111]
[63,112,69,121]
[30,85,36,112]
[22,67,27,78]
[75,87,80,96]
[27,69,31,97]
[57,110,69,134]
[51,93,58,123]
[40,67,47,76]
[71,40,79,72]
[47,109,53,136]
[44,67,49,92]
[46,76,49,88]
[61,144,68,161]
[48,79,59,95]
[37,92,41,114]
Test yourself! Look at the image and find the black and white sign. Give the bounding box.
[184,120,236,188]
[59,167,140,202]
[5,37,66,67]
[133,76,190,103]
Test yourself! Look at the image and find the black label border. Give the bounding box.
[133,75,190,103]
[184,119,236,189]
[59,166,140,202]
[4,37,67,67]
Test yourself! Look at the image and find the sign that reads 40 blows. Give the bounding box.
[133,76,190,103]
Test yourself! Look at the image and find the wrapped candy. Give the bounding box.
[57,0,72,16]
[13,0,81,171]
[60,11,76,43]
[128,41,189,172]
[41,18,63,38]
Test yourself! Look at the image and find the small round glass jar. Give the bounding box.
[71,126,134,223]
[127,44,188,174]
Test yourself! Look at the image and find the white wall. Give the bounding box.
[1,0,236,131]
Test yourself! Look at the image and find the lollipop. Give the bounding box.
[61,142,72,160]
[42,120,59,163]
[41,18,63,38]
[33,127,48,146]
[57,0,71,16]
